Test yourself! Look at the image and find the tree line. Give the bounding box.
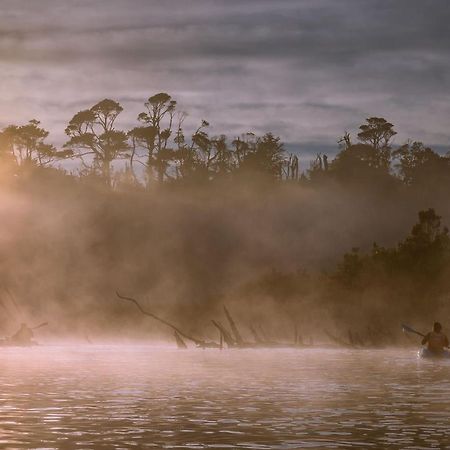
[1,94,450,342]
[1,93,449,190]
[240,208,450,346]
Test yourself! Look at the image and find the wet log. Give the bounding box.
[116,292,218,348]
[211,320,236,347]
[223,306,244,345]
[174,331,188,349]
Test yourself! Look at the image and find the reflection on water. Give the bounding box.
[0,346,449,449]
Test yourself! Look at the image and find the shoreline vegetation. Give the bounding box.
[1,93,450,347]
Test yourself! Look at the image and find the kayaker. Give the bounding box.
[10,323,34,346]
[421,322,449,354]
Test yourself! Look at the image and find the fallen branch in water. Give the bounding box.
[174,331,187,349]
[211,320,236,347]
[116,291,218,348]
[223,306,244,345]
[32,322,48,330]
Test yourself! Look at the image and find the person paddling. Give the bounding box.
[421,322,449,355]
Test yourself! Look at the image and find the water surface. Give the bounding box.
[0,346,449,449]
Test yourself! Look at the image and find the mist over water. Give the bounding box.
[1,346,449,449]
[1,169,449,344]
[2,1,450,448]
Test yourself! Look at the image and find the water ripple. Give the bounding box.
[0,346,449,448]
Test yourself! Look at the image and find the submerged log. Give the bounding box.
[116,292,219,348]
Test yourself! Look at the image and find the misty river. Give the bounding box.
[1,346,449,449]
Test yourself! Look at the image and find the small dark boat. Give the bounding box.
[418,348,450,359]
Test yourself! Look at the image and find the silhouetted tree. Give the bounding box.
[209,135,235,176]
[64,99,128,185]
[338,131,352,150]
[330,143,395,185]
[238,133,285,179]
[393,142,450,187]
[397,208,450,278]
[136,92,176,183]
[286,154,299,180]
[357,117,396,170]
[1,120,69,168]
[335,209,450,289]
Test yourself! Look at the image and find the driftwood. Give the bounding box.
[31,322,48,330]
[223,306,244,345]
[116,292,218,348]
[174,331,187,349]
[211,320,236,347]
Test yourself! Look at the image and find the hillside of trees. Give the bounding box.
[0,93,449,344]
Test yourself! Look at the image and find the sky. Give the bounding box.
[1,0,450,159]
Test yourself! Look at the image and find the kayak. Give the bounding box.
[418,348,450,359]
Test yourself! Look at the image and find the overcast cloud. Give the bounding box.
[1,0,450,158]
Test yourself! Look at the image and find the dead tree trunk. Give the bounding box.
[211,320,236,347]
[223,306,244,345]
[174,331,187,349]
[116,292,218,348]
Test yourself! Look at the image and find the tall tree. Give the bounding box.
[238,133,285,179]
[393,141,450,187]
[64,99,128,185]
[357,117,396,170]
[1,120,67,167]
[135,92,176,183]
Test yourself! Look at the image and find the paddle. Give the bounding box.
[401,323,425,338]
[31,322,48,330]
